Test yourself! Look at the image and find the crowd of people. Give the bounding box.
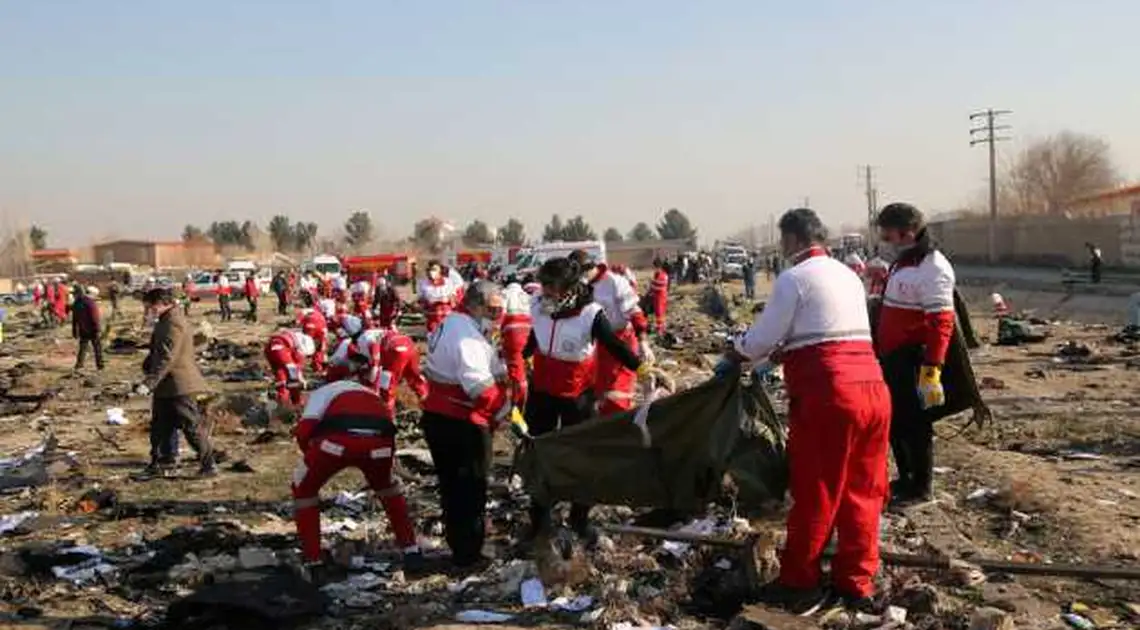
[43,203,963,613]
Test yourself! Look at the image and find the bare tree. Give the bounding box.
[1001,132,1119,216]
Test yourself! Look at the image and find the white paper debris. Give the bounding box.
[966,488,998,501]
[448,575,484,593]
[0,511,37,534]
[886,606,907,623]
[520,577,548,608]
[105,408,129,425]
[552,595,594,612]
[455,610,515,623]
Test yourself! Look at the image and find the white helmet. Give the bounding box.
[340,315,363,338]
[295,332,316,357]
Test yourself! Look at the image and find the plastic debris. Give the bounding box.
[455,609,515,623]
[105,407,129,425]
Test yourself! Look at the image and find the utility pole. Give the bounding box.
[970,108,1012,264]
[860,165,879,246]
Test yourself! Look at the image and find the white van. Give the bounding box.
[505,241,607,280]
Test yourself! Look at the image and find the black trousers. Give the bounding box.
[75,334,104,370]
[276,291,289,315]
[246,297,258,321]
[1091,261,1102,284]
[218,295,232,321]
[880,345,934,497]
[421,412,492,565]
[150,396,214,466]
[524,390,596,535]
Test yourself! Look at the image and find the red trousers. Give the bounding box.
[652,294,667,334]
[779,380,890,597]
[265,347,304,405]
[310,335,326,373]
[595,327,638,416]
[292,433,417,562]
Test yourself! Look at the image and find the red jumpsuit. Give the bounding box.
[52,285,69,323]
[292,380,418,562]
[591,267,650,415]
[351,298,373,328]
[418,276,458,334]
[319,277,333,299]
[33,285,42,308]
[650,269,669,335]
[499,284,532,407]
[355,329,428,413]
[734,246,889,599]
[265,329,310,405]
[298,309,328,373]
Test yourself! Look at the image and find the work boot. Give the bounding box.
[835,592,876,614]
[754,580,831,616]
[132,462,172,481]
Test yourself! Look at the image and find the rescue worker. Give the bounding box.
[874,203,956,506]
[350,279,373,326]
[217,273,233,322]
[371,276,401,329]
[418,259,461,334]
[338,315,427,409]
[265,327,317,405]
[298,305,329,374]
[611,264,638,291]
[649,259,669,335]
[421,281,517,568]
[499,281,532,407]
[318,274,333,300]
[32,281,43,309]
[332,274,348,303]
[136,287,216,478]
[865,256,890,299]
[51,280,69,326]
[291,379,422,576]
[72,286,104,371]
[300,273,319,304]
[844,251,866,276]
[720,208,889,611]
[43,281,58,326]
[243,273,260,322]
[581,258,653,416]
[522,257,648,544]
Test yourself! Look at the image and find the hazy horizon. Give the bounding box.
[3,0,1139,248]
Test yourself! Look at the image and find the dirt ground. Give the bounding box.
[0,281,1138,630]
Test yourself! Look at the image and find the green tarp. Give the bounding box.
[515,370,788,511]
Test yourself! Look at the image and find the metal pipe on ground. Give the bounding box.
[599,523,1140,581]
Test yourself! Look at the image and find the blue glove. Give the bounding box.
[713,358,739,379]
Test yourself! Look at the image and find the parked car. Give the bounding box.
[0,293,33,306]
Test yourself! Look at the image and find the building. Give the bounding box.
[31,249,78,273]
[1068,184,1140,217]
[606,239,691,269]
[92,239,219,269]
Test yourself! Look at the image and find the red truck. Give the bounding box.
[343,253,416,284]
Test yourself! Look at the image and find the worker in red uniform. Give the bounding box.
[721,207,889,612]
[421,281,517,568]
[371,276,402,330]
[499,282,532,407]
[348,319,428,412]
[265,328,316,405]
[865,256,890,298]
[32,282,43,309]
[349,280,373,327]
[243,274,260,322]
[292,380,422,577]
[51,280,70,326]
[874,203,956,506]
[417,259,460,333]
[319,275,333,299]
[649,259,669,335]
[43,281,58,326]
[521,257,647,545]
[578,255,653,416]
[298,306,329,374]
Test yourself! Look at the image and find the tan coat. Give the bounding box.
[142,307,208,398]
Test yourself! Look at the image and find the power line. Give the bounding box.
[859,165,879,246]
[970,108,1012,264]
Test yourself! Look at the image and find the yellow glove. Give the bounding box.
[917,365,945,409]
[636,362,654,381]
[509,407,529,439]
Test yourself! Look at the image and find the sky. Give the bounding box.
[2,0,1139,247]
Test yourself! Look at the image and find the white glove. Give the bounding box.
[134,383,151,397]
[638,339,656,365]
